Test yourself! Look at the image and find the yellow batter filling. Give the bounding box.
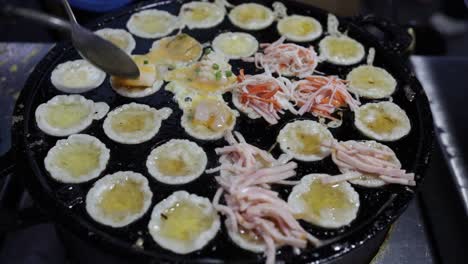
[159,200,214,241]
[99,179,145,221]
[45,103,90,128]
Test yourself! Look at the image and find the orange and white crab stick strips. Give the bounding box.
[231,70,296,124]
[292,75,360,119]
[246,36,319,78]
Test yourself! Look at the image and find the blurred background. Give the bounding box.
[2,0,468,55]
[1,0,467,264]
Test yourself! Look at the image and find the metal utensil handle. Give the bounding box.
[2,5,71,32]
[60,0,78,24]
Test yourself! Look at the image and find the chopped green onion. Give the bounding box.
[204,48,212,55]
[225,70,233,77]
[143,60,148,64]
[215,71,222,81]
[212,63,219,70]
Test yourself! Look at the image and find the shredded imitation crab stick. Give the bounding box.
[325,140,416,186]
[291,75,360,119]
[208,132,320,264]
[206,131,292,177]
[231,70,296,124]
[245,37,319,78]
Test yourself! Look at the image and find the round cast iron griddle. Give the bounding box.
[11,0,433,263]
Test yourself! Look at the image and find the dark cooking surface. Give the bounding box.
[1,43,440,264]
[11,0,432,263]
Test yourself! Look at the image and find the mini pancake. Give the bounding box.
[35,95,109,137]
[148,191,220,254]
[110,55,164,98]
[146,139,208,185]
[86,171,153,227]
[95,28,136,54]
[288,173,360,228]
[319,35,365,65]
[44,134,110,183]
[179,1,226,29]
[149,34,203,68]
[346,65,397,99]
[212,32,259,60]
[127,9,179,39]
[164,51,236,106]
[227,226,266,253]
[180,96,238,141]
[51,59,106,93]
[354,102,411,141]
[334,140,401,187]
[228,3,274,31]
[277,15,323,42]
[277,120,334,162]
[103,103,172,144]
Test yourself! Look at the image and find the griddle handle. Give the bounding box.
[0,149,15,178]
[0,149,50,232]
[352,15,414,57]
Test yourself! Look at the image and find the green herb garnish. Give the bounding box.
[212,63,219,70]
[215,70,222,81]
[225,70,233,77]
[143,60,148,64]
[204,48,212,55]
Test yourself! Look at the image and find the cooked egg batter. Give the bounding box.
[212,32,258,59]
[228,3,274,30]
[136,15,168,34]
[320,36,365,65]
[86,171,152,227]
[155,155,190,177]
[166,66,236,96]
[360,106,401,134]
[149,34,202,67]
[148,191,220,254]
[110,109,154,133]
[37,96,108,137]
[103,103,171,144]
[181,96,237,140]
[346,65,397,99]
[45,102,91,129]
[159,201,214,242]
[235,6,268,23]
[179,1,225,29]
[296,131,322,155]
[54,143,101,177]
[277,15,322,42]
[50,60,106,93]
[99,179,145,221]
[288,174,360,228]
[127,10,178,38]
[277,120,334,161]
[146,139,207,184]
[300,181,354,220]
[354,102,411,142]
[326,37,361,58]
[45,134,110,183]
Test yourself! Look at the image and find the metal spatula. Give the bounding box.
[2,1,140,79]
